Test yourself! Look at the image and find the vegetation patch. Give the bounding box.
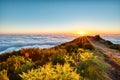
[0,36,111,80]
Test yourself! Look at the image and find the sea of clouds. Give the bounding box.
[0,34,120,54]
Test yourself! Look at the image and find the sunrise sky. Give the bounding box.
[0,0,120,34]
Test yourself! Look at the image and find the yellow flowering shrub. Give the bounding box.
[80,52,96,62]
[20,63,80,80]
[0,70,9,80]
[77,51,108,80]
[0,56,33,80]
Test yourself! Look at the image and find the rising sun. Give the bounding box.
[77,31,87,36]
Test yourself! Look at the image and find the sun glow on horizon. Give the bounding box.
[77,31,87,36]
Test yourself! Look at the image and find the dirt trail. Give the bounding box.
[88,37,120,80]
[90,39,120,59]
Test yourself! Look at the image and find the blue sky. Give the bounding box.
[0,0,120,34]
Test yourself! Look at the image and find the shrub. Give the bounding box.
[0,51,22,62]
[77,51,108,80]
[51,53,65,65]
[0,56,33,80]
[65,43,78,52]
[20,63,80,80]
[108,44,119,50]
[5,56,33,73]
[20,48,66,65]
[0,69,9,80]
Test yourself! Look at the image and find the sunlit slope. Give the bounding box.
[1,35,120,80]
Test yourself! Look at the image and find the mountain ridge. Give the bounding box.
[0,35,120,80]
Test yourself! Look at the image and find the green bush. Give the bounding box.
[51,53,65,65]
[65,43,79,52]
[77,51,108,80]
[0,56,33,80]
[20,63,80,80]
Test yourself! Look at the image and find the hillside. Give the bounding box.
[88,35,120,80]
[0,35,120,80]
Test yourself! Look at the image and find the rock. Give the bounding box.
[94,35,103,41]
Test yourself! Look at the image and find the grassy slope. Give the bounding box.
[88,35,120,80]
